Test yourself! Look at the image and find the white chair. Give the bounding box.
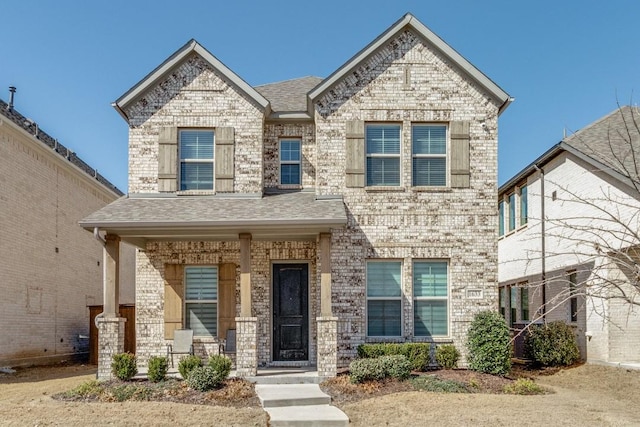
[166,329,194,367]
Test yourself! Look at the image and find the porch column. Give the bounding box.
[236,233,257,376]
[317,232,338,377]
[97,234,126,380]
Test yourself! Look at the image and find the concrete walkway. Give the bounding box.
[255,383,349,427]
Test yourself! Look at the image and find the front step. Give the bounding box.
[266,404,349,427]
[255,384,331,407]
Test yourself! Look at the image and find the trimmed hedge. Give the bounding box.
[178,355,202,379]
[435,344,460,369]
[185,366,225,392]
[357,343,431,371]
[147,356,168,382]
[207,355,232,380]
[466,311,511,376]
[524,321,580,367]
[349,355,412,383]
[111,353,138,381]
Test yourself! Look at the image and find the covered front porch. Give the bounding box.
[80,192,346,380]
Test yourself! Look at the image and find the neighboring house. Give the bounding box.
[0,92,135,367]
[498,106,640,364]
[81,13,511,380]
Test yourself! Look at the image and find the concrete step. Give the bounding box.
[265,404,349,427]
[255,384,331,407]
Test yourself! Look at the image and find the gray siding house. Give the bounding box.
[82,13,511,379]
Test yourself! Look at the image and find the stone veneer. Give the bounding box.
[316,317,338,377]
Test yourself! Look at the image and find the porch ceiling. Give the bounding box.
[80,192,347,246]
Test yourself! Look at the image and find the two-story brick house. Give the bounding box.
[82,13,511,379]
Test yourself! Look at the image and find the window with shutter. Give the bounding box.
[345,120,365,188]
[412,125,447,186]
[413,261,448,337]
[158,127,178,192]
[366,124,401,186]
[179,130,214,191]
[184,266,218,338]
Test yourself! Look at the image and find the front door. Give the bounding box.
[273,263,309,361]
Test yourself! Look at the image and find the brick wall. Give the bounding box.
[314,30,501,365]
[0,117,128,366]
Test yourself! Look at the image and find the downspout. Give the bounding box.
[533,165,546,322]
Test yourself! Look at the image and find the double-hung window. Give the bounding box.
[508,193,516,232]
[366,261,402,336]
[184,266,218,337]
[412,125,447,186]
[179,130,214,191]
[498,201,505,236]
[366,125,401,186]
[520,185,528,225]
[413,261,448,336]
[280,139,301,185]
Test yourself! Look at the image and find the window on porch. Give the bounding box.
[184,266,218,337]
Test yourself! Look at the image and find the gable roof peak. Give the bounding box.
[113,39,270,122]
[308,13,512,115]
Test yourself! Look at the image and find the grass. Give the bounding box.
[410,375,470,393]
[503,378,546,395]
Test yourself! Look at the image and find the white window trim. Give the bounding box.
[413,260,450,338]
[178,129,215,192]
[184,265,219,338]
[411,124,448,188]
[366,260,403,338]
[278,138,302,186]
[365,123,402,187]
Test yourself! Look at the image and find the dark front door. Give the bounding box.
[273,263,309,361]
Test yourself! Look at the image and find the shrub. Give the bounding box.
[349,355,412,383]
[503,378,545,395]
[411,376,469,393]
[147,356,168,382]
[185,366,225,392]
[435,344,460,369]
[178,355,202,379]
[111,353,138,381]
[207,355,232,380]
[357,343,431,371]
[524,321,580,367]
[466,311,511,376]
[63,380,104,399]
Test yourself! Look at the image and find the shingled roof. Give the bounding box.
[255,76,323,114]
[563,106,640,181]
[500,106,640,195]
[80,192,347,244]
[0,99,123,196]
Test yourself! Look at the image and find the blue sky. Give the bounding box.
[1,1,638,192]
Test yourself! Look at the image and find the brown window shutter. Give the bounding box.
[215,127,234,193]
[158,127,178,192]
[164,264,184,339]
[450,121,470,188]
[345,120,365,188]
[217,263,237,339]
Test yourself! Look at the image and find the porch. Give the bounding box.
[79,192,346,380]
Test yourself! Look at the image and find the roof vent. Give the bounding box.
[7,86,16,110]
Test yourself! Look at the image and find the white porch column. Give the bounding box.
[236,233,257,376]
[97,234,126,380]
[317,232,337,377]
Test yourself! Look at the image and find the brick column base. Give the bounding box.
[316,316,338,377]
[97,317,126,380]
[235,317,258,377]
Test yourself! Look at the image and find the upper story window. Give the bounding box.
[184,266,218,337]
[179,130,214,191]
[520,185,528,225]
[280,139,301,185]
[366,124,401,186]
[499,182,528,237]
[412,125,447,186]
[508,192,516,232]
